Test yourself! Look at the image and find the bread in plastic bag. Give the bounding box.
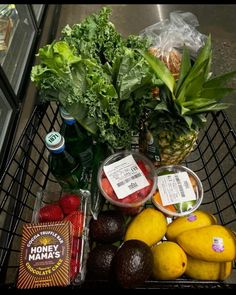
[140,11,207,79]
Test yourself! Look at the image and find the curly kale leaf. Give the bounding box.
[61,7,124,65]
[31,8,156,149]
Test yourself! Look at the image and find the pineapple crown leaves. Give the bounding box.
[140,35,236,129]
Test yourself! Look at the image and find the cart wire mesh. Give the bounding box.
[0,101,236,290]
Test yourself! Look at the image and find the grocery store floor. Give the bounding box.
[55,4,236,130]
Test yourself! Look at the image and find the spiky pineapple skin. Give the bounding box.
[156,129,199,166]
[139,119,199,166]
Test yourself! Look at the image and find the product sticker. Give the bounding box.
[103,155,149,199]
[212,237,224,252]
[187,214,197,222]
[157,172,196,206]
[46,132,61,145]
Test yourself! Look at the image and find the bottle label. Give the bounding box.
[46,132,61,146]
[139,127,160,164]
[146,130,160,162]
[45,132,64,152]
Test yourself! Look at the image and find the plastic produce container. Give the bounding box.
[1,101,236,290]
[31,189,90,286]
[97,150,157,215]
[152,165,203,217]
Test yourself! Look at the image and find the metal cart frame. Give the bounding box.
[0,101,236,290]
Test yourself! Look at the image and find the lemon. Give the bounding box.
[152,241,187,280]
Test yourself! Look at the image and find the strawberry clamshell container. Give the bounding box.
[32,189,90,286]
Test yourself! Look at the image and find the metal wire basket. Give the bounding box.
[0,101,236,290]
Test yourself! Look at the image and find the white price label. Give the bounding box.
[157,172,196,206]
[103,155,149,199]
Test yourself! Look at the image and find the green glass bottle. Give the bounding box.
[45,131,88,190]
[60,107,93,169]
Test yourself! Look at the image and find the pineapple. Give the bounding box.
[141,35,236,166]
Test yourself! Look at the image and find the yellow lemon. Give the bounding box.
[152,241,187,280]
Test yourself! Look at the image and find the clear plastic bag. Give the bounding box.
[140,11,207,78]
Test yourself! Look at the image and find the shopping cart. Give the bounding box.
[0,101,236,290]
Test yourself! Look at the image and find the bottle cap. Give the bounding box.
[45,131,65,153]
[60,107,75,121]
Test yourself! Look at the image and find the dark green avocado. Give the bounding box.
[89,210,126,243]
[87,244,118,280]
[113,239,153,288]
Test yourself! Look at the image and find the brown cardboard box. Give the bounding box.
[17,221,72,289]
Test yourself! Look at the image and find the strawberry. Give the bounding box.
[64,210,84,237]
[71,237,82,258]
[59,193,81,215]
[70,257,80,279]
[38,204,64,222]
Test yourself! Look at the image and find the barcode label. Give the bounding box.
[128,182,138,190]
[103,155,149,199]
[174,174,185,199]
[157,172,196,206]
[117,173,142,187]
[183,180,190,189]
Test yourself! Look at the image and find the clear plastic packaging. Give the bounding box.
[140,11,207,78]
[32,189,90,285]
[97,151,157,215]
[0,4,18,51]
[152,165,203,217]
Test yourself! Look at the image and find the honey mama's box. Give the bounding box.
[17,221,72,289]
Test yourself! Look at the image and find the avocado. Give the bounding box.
[87,244,118,280]
[89,210,126,243]
[113,239,153,288]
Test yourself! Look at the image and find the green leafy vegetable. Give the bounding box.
[141,35,236,131]
[31,7,154,149]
